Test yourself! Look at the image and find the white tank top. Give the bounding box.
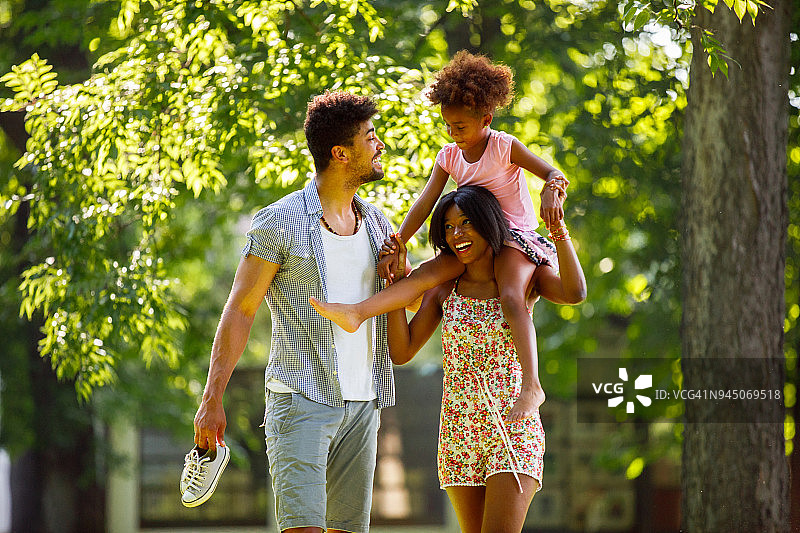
[319,222,377,401]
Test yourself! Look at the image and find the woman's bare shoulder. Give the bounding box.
[433,279,457,306]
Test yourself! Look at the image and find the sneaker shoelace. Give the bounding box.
[182,450,210,493]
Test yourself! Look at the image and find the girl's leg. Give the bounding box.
[494,247,545,419]
[310,253,465,332]
[482,473,539,533]
[445,486,486,533]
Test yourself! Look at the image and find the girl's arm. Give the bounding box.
[397,163,450,242]
[510,138,566,230]
[379,163,450,283]
[532,223,587,305]
[510,138,558,179]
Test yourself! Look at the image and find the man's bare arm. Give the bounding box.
[194,255,279,450]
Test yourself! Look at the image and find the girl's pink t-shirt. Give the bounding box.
[435,129,539,232]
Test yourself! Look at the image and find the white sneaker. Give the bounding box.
[180,444,230,507]
[179,446,203,494]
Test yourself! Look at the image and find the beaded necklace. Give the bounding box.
[320,199,360,236]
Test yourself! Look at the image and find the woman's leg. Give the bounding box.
[310,253,464,332]
[495,247,545,419]
[482,473,539,533]
[445,486,486,533]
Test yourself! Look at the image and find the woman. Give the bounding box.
[385,185,586,533]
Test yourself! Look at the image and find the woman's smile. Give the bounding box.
[453,240,473,254]
[444,205,489,263]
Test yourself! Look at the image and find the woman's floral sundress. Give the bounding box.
[437,283,545,492]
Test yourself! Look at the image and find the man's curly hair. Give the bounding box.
[427,50,515,115]
[304,91,378,172]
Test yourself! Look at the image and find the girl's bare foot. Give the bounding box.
[507,387,545,422]
[309,297,364,333]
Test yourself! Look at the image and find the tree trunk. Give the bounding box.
[681,1,791,531]
[9,352,106,533]
[2,140,105,533]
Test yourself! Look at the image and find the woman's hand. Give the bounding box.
[539,188,565,231]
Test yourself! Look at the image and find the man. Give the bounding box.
[191,91,394,532]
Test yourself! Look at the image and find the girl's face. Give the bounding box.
[440,105,492,152]
[443,204,491,264]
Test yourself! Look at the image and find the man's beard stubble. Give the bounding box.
[346,166,383,189]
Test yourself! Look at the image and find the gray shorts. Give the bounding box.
[264,391,380,533]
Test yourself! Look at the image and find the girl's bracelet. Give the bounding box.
[545,181,567,198]
[545,170,570,187]
[543,172,569,198]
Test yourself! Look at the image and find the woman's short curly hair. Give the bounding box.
[304,91,378,172]
[427,50,515,115]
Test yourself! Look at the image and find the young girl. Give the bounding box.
[311,51,571,420]
[385,186,585,530]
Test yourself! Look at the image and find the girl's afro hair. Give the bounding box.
[426,50,515,115]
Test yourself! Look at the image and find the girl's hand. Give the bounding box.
[391,234,408,280]
[378,236,399,282]
[379,236,397,258]
[378,253,399,283]
[507,386,546,422]
[378,234,406,283]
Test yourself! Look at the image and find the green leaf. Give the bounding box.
[622,2,640,23]
[717,57,729,77]
[0,53,60,112]
[733,0,746,20]
[746,0,761,24]
[633,8,651,30]
[445,0,477,17]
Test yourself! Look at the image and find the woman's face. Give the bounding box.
[443,204,491,263]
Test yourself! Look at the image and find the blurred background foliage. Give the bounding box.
[0,0,796,492]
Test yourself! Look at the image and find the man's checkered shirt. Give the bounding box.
[241,180,396,409]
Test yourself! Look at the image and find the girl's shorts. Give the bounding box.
[507,228,558,271]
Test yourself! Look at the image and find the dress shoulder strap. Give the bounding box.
[442,276,461,312]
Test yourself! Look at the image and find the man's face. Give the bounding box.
[347,120,385,185]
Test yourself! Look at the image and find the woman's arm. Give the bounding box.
[386,236,447,364]
[387,285,447,365]
[533,223,587,305]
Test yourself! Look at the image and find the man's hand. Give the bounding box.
[193,399,226,451]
